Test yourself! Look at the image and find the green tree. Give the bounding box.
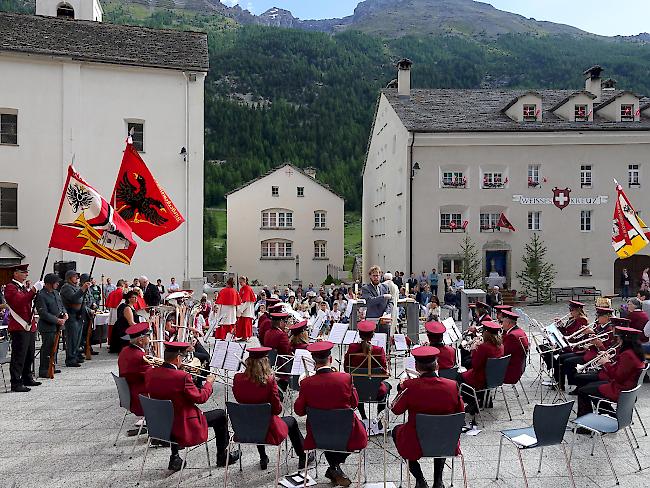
[459,235,482,289]
[516,233,556,303]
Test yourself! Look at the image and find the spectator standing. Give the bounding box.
[139,276,161,307]
[168,277,180,293]
[407,273,418,292]
[103,277,116,297]
[428,268,439,296]
[621,268,631,299]
[89,278,102,308]
[393,272,403,289]
[156,279,165,295]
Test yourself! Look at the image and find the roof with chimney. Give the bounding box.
[0,12,209,72]
[382,88,650,133]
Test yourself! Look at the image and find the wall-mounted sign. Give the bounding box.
[512,192,608,207]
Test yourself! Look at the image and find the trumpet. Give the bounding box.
[566,329,612,350]
[564,322,595,341]
[575,345,620,374]
[143,355,232,386]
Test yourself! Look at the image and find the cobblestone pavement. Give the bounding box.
[1,301,648,488]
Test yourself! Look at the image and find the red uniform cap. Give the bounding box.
[501,310,519,321]
[611,317,631,326]
[412,346,440,363]
[569,300,585,309]
[289,320,308,332]
[483,321,502,331]
[595,307,614,315]
[475,301,489,309]
[126,323,150,339]
[266,298,282,305]
[164,341,191,352]
[425,321,446,335]
[268,303,284,310]
[494,305,513,311]
[615,326,642,335]
[270,312,290,320]
[357,320,376,333]
[307,340,334,358]
[10,263,29,272]
[247,347,271,359]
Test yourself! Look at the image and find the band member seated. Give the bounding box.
[626,297,649,343]
[295,341,367,487]
[457,321,504,421]
[289,320,310,352]
[258,298,280,344]
[117,323,153,432]
[574,325,645,424]
[232,347,313,470]
[263,311,292,391]
[145,341,240,471]
[392,346,465,488]
[493,305,513,324]
[423,321,456,370]
[344,320,392,429]
[501,310,529,385]
[460,301,491,366]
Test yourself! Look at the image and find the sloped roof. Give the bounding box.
[594,90,642,111]
[0,12,209,72]
[500,91,541,113]
[549,90,597,112]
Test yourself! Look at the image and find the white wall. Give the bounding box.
[0,53,204,286]
[36,0,103,21]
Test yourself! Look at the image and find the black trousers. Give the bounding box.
[391,427,445,483]
[171,409,229,457]
[39,330,57,376]
[577,380,607,417]
[324,451,349,467]
[9,330,36,387]
[357,382,392,420]
[257,416,305,459]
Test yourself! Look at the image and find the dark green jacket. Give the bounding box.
[35,288,65,333]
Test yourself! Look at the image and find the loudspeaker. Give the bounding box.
[54,260,77,281]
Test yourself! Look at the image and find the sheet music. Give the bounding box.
[343,330,359,345]
[393,334,408,351]
[309,313,326,339]
[328,323,349,344]
[291,349,314,376]
[309,320,324,340]
[224,342,247,371]
[371,332,388,351]
[209,340,229,369]
[403,355,415,371]
[343,300,355,318]
[544,324,567,349]
[442,317,461,342]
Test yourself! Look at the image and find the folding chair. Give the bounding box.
[0,340,10,392]
[351,368,390,430]
[570,385,642,485]
[303,407,364,487]
[399,412,467,488]
[224,402,287,488]
[110,373,144,458]
[459,355,512,425]
[504,342,530,415]
[136,395,212,487]
[438,367,458,381]
[496,401,575,488]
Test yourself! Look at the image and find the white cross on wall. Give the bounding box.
[555,193,569,206]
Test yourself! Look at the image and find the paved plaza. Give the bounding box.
[1,301,649,488]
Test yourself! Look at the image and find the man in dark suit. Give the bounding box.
[139,275,161,307]
[295,341,368,487]
[145,341,239,471]
[361,265,393,321]
[35,273,67,378]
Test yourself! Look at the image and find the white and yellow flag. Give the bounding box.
[612,181,650,259]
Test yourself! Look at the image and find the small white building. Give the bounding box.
[226,164,344,286]
[0,1,208,288]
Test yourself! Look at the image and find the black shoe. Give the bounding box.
[334,466,352,487]
[55,369,61,374]
[325,467,338,484]
[432,480,444,488]
[24,379,42,387]
[91,349,99,355]
[77,358,85,364]
[217,449,240,467]
[415,479,430,488]
[298,452,315,470]
[168,455,186,472]
[38,371,50,378]
[575,427,592,435]
[66,362,81,367]
[11,385,31,392]
[259,454,269,470]
[150,438,167,447]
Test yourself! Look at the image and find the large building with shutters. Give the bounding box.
[363,61,650,295]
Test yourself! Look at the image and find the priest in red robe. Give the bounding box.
[213,278,241,339]
[235,276,256,341]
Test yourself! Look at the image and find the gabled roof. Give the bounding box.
[549,90,597,112]
[500,91,541,113]
[225,163,344,200]
[0,12,209,72]
[594,91,642,111]
[0,242,26,259]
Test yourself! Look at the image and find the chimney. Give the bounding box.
[304,167,316,179]
[583,65,603,103]
[602,78,617,92]
[397,58,413,97]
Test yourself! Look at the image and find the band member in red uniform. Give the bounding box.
[423,321,456,370]
[626,298,649,343]
[256,300,277,345]
[5,264,41,392]
[289,320,309,352]
[457,321,503,421]
[232,347,313,470]
[235,276,256,340]
[344,320,392,429]
[117,323,152,424]
[574,326,645,423]
[501,310,529,385]
[392,346,465,488]
[145,342,239,471]
[460,301,492,366]
[263,312,292,391]
[493,305,513,324]
[295,341,367,487]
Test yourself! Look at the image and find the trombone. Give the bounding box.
[566,329,612,350]
[143,355,233,386]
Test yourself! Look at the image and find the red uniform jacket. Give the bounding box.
[117,344,152,416]
[232,373,288,445]
[263,327,291,355]
[344,343,388,396]
[597,348,645,401]
[258,314,272,344]
[291,342,309,353]
[294,368,368,452]
[460,342,504,389]
[503,327,529,384]
[628,310,649,343]
[433,344,457,370]
[4,281,36,332]
[391,373,465,460]
[564,316,588,337]
[145,363,212,448]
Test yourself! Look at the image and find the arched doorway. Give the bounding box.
[56,3,75,19]
[614,255,650,295]
[483,240,511,289]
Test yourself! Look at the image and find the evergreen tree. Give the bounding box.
[516,233,556,303]
[459,235,482,289]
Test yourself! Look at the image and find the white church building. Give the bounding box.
[0,0,208,287]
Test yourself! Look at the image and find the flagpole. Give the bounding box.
[84,257,98,360]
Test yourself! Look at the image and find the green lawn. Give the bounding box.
[343,211,361,271]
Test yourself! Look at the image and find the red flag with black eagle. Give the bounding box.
[112,143,185,242]
[49,166,137,264]
[497,213,516,232]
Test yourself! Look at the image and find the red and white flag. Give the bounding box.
[612,181,650,258]
[497,213,515,232]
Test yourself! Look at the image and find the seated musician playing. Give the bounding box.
[263,311,292,391]
[501,310,529,385]
[392,346,465,488]
[460,301,491,367]
[457,321,504,422]
[574,325,646,429]
[144,341,240,471]
[117,323,153,434]
[295,341,368,487]
[343,320,392,429]
[423,321,456,370]
[289,320,310,352]
[232,347,313,470]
